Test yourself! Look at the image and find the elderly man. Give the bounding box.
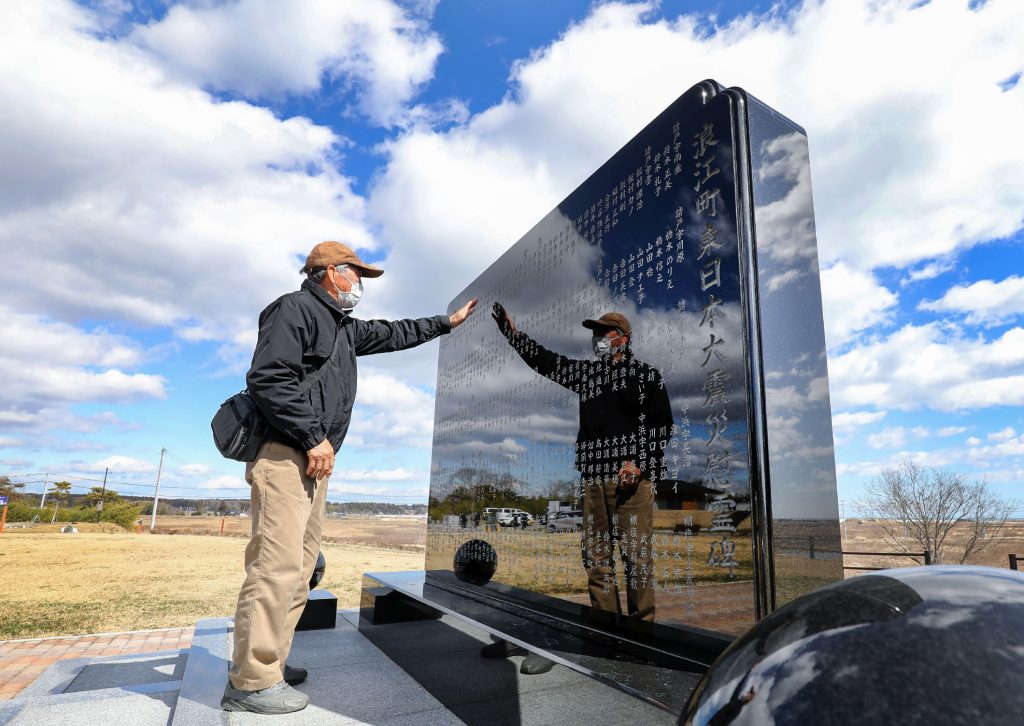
[222,241,476,714]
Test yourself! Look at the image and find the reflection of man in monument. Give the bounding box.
[491,303,673,621]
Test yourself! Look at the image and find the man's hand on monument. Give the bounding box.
[617,461,641,489]
[491,302,517,335]
[449,298,478,328]
[306,439,335,479]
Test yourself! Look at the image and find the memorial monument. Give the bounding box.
[362,79,843,712]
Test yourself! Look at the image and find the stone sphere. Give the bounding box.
[453,539,498,585]
[681,566,1024,725]
[309,551,326,589]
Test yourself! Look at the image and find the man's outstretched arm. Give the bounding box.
[353,298,477,355]
[492,302,585,392]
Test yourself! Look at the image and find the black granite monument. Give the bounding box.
[362,79,843,713]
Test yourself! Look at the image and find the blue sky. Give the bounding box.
[1,0,1022,515]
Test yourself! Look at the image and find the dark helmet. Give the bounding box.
[454,538,498,585]
[309,550,326,589]
[682,566,1024,725]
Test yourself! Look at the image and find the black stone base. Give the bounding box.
[360,584,444,625]
[358,570,729,714]
[296,589,337,631]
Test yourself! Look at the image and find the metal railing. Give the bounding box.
[1010,553,1020,571]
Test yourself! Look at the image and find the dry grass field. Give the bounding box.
[4,515,1024,641]
[152,515,426,551]
[0,520,423,640]
[840,519,1024,570]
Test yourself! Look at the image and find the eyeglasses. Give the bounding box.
[332,265,361,284]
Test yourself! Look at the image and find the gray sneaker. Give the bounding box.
[221,680,309,714]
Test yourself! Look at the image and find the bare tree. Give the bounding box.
[860,460,1017,565]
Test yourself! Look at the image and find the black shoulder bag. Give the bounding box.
[211,325,343,462]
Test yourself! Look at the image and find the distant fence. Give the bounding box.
[1011,554,1020,571]
[775,536,930,571]
[842,549,931,571]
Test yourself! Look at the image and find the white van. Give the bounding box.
[483,507,534,527]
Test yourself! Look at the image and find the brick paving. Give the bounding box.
[0,626,193,700]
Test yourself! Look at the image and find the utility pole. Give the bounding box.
[96,467,108,523]
[841,499,848,544]
[150,447,166,532]
[39,473,49,508]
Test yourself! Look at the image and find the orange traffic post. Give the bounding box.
[220,517,225,535]
[0,503,8,534]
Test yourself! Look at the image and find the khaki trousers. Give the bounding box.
[229,440,329,690]
[581,477,655,622]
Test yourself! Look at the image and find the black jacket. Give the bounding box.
[247,279,451,453]
[503,329,673,482]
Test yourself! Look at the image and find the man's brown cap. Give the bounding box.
[582,312,632,337]
[302,241,383,278]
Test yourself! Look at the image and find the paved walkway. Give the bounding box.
[0,627,194,701]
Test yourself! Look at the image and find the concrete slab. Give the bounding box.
[228,659,446,726]
[288,619,391,670]
[15,649,185,699]
[3,606,674,726]
[170,617,231,726]
[66,653,187,692]
[2,690,177,726]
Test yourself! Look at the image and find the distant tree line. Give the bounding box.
[0,479,426,519]
[325,502,428,516]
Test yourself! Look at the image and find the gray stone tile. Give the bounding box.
[368,706,466,725]
[453,680,675,726]
[340,609,360,628]
[172,617,232,726]
[5,690,177,726]
[288,623,390,669]
[229,660,445,726]
[66,653,186,692]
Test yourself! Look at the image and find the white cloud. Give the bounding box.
[132,0,443,126]
[901,259,957,287]
[195,474,249,491]
[989,427,1017,442]
[830,323,1024,413]
[0,459,33,469]
[936,426,968,437]
[831,410,887,433]
[326,481,427,498]
[0,1,374,339]
[0,307,165,411]
[337,468,424,483]
[969,431,1024,461]
[920,276,1024,325]
[867,427,907,450]
[819,263,898,350]
[82,455,157,474]
[343,369,436,449]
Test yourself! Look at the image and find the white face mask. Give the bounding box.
[333,267,363,310]
[592,331,626,358]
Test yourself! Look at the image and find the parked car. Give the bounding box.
[547,510,583,532]
[491,508,534,527]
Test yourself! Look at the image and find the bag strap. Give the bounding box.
[298,323,344,395]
